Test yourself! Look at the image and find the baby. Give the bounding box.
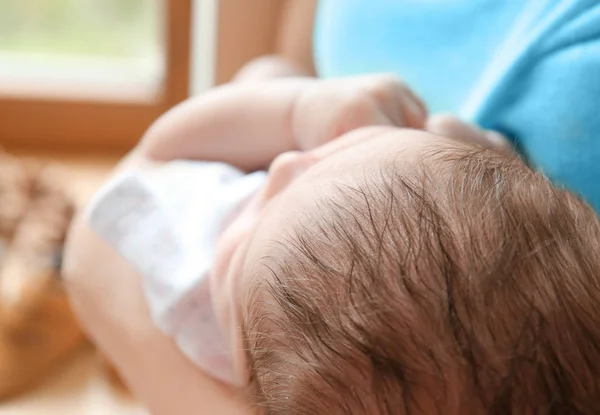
[74,75,600,414]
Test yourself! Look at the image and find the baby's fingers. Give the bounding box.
[397,84,428,129]
[357,74,427,129]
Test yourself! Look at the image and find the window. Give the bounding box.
[0,0,191,153]
[0,0,165,101]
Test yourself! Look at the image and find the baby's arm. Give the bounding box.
[134,75,427,171]
[136,79,312,171]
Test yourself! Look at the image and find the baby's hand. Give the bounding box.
[292,74,427,151]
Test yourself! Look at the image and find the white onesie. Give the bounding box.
[86,160,267,385]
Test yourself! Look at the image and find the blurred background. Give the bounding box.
[0,0,165,98]
[0,1,297,414]
[0,0,291,156]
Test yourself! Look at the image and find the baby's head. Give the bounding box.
[211,127,600,414]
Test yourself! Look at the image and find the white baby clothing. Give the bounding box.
[86,160,267,384]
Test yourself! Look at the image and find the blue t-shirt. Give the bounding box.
[315,0,600,212]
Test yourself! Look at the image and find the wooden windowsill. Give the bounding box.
[0,77,162,104]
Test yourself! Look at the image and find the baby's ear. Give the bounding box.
[427,114,511,152]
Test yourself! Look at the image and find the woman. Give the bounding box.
[64,1,600,414]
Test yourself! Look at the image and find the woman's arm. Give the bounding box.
[64,218,253,415]
[224,0,317,83]
[232,0,318,82]
[275,0,318,76]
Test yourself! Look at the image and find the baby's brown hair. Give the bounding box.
[243,144,600,414]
